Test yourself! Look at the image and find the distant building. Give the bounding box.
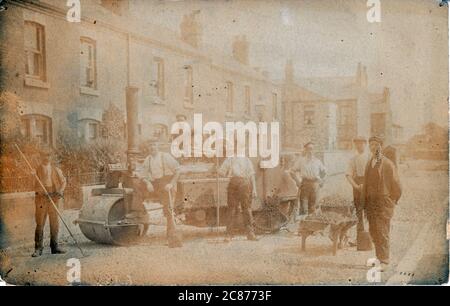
[391,123,404,146]
[282,61,396,152]
[405,123,448,160]
[1,0,281,149]
[369,87,394,145]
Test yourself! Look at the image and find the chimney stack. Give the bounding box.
[126,86,140,161]
[232,35,249,65]
[180,10,202,48]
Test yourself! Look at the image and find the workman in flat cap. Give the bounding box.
[362,136,402,271]
[141,140,182,248]
[32,149,67,257]
[289,142,327,217]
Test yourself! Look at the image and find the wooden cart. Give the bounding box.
[298,198,357,256]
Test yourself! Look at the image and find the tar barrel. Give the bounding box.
[75,188,146,245]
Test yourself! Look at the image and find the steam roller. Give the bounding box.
[75,86,149,245]
[75,187,149,245]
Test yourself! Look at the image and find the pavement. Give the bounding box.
[1,160,448,285]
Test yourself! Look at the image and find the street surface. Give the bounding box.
[3,160,448,285]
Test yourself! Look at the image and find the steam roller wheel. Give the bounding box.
[77,194,149,246]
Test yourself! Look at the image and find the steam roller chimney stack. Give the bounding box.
[126,86,140,164]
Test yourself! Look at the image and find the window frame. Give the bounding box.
[77,119,100,142]
[338,104,353,126]
[244,85,251,116]
[153,124,169,142]
[80,37,98,94]
[20,114,53,146]
[87,122,99,140]
[225,81,234,114]
[183,65,194,108]
[303,105,315,127]
[272,92,278,120]
[153,57,165,101]
[24,21,48,87]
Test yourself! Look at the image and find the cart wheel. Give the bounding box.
[284,199,299,222]
[254,200,290,234]
[142,223,149,236]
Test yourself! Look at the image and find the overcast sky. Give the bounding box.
[134,0,448,136]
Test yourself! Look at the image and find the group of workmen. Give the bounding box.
[284,136,401,271]
[31,135,401,271]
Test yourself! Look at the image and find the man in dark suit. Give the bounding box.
[362,136,402,271]
[32,149,67,257]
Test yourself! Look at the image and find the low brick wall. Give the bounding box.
[0,192,36,249]
[0,190,89,250]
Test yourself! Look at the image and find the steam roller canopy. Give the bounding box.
[76,189,147,245]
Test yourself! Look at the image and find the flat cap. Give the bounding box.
[303,142,314,148]
[40,148,53,157]
[368,136,383,145]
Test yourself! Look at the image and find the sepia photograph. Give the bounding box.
[0,0,448,289]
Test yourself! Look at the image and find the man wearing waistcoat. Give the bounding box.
[32,149,67,257]
[141,140,182,248]
[362,136,402,271]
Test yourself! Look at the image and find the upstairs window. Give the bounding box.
[244,86,251,115]
[80,37,97,89]
[184,66,194,107]
[226,81,234,113]
[24,21,46,81]
[339,105,353,126]
[304,105,315,127]
[272,93,278,120]
[153,57,165,100]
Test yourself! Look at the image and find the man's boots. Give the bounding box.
[51,243,66,255]
[32,248,43,258]
[247,231,258,241]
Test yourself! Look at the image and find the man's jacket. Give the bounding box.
[362,156,402,216]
